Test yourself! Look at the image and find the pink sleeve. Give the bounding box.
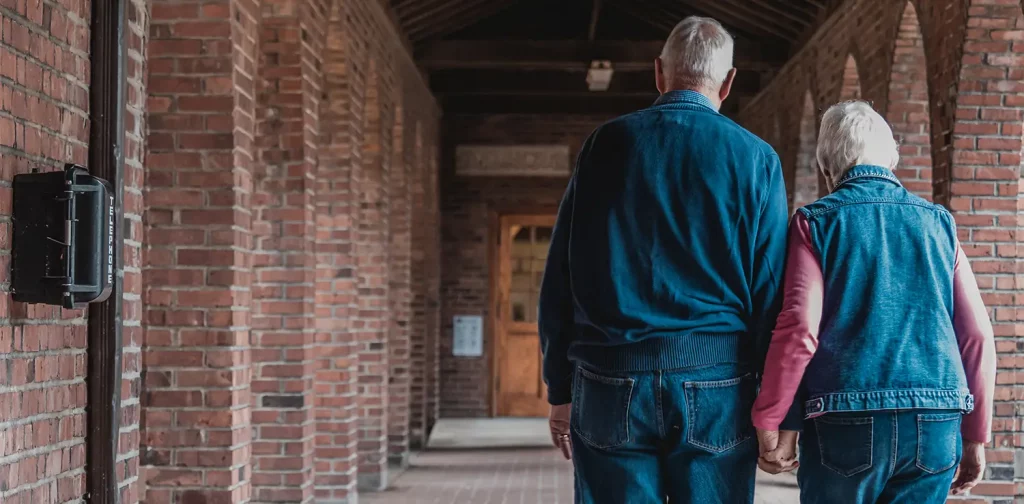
[952,243,996,444]
[751,213,823,431]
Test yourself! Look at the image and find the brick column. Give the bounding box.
[409,123,441,447]
[120,0,151,501]
[355,57,392,492]
[387,106,412,467]
[947,0,1024,499]
[143,0,258,501]
[250,0,323,501]
[314,3,365,500]
[885,2,933,200]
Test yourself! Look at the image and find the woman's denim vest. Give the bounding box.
[796,165,973,418]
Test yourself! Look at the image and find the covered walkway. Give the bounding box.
[362,420,800,504]
[2,0,1023,502]
[362,449,801,504]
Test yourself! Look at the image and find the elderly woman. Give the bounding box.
[751,101,996,503]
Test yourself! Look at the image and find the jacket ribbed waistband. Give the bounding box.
[566,332,745,372]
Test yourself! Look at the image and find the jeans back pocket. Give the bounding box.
[684,373,756,454]
[916,413,962,474]
[814,416,874,477]
[571,367,635,449]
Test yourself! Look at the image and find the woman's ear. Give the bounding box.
[655,58,667,95]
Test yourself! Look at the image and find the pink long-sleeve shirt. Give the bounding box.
[751,213,996,443]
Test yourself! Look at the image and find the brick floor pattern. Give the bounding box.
[362,448,800,504]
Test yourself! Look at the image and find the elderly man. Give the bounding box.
[538,16,795,503]
[752,101,995,503]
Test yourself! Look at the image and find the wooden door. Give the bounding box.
[494,215,556,417]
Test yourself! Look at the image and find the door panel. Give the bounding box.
[496,215,555,417]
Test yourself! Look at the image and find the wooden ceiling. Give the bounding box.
[391,0,840,117]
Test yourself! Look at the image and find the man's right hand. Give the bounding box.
[951,441,986,495]
[549,403,572,460]
[756,429,799,474]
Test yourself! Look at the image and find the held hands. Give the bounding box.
[756,429,799,474]
[549,403,573,460]
[951,441,985,495]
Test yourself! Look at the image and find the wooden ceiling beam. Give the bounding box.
[401,0,484,34]
[396,0,457,23]
[408,0,518,42]
[428,68,762,95]
[606,1,676,32]
[742,0,816,26]
[647,0,782,39]
[417,40,789,72]
[440,92,754,116]
[588,0,602,41]
[670,0,802,41]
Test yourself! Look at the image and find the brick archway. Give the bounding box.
[793,91,819,212]
[886,1,933,200]
[840,54,862,101]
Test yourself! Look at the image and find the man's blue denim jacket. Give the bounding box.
[797,165,973,417]
[538,91,795,427]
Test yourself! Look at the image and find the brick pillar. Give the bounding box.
[424,143,442,437]
[946,1,1024,499]
[143,0,258,501]
[120,0,151,501]
[355,57,392,492]
[409,122,428,448]
[250,0,324,501]
[409,125,441,446]
[314,3,364,500]
[885,2,933,200]
[387,106,412,467]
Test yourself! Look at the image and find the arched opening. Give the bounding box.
[840,54,862,100]
[885,2,934,200]
[793,91,819,212]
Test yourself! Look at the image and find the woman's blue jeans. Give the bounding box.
[798,410,963,503]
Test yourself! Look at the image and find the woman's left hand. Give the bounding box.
[951,441,986,495]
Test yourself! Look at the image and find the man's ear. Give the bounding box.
[655,58,668,94]
[719,68,737,102]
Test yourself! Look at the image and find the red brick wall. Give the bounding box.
[439,114,608,418]
[250,0,325,501]
[8,0,436,500]
[0,0,147,500]
[311,0,440,499]
[143,0,260,501]
[886,2,933,200]
[738,0,1022,500]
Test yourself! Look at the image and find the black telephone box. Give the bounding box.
[12,164,114,308]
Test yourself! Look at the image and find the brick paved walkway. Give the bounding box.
[362,448,800,504]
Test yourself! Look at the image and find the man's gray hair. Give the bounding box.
[660,16,735,90]
[816,101,900,187]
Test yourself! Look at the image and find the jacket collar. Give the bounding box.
[835,165,902,189]
[653,90,718,112]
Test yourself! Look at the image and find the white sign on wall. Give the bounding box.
[455,144,571,177]
[452,315,484,357]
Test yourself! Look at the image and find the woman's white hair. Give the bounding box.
[660,16,734,91]
[816,100,900,188]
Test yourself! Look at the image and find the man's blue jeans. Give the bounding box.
[571,363,757,504]
[798,410,963,503]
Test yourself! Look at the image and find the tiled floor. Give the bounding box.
[362,448,801,504]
